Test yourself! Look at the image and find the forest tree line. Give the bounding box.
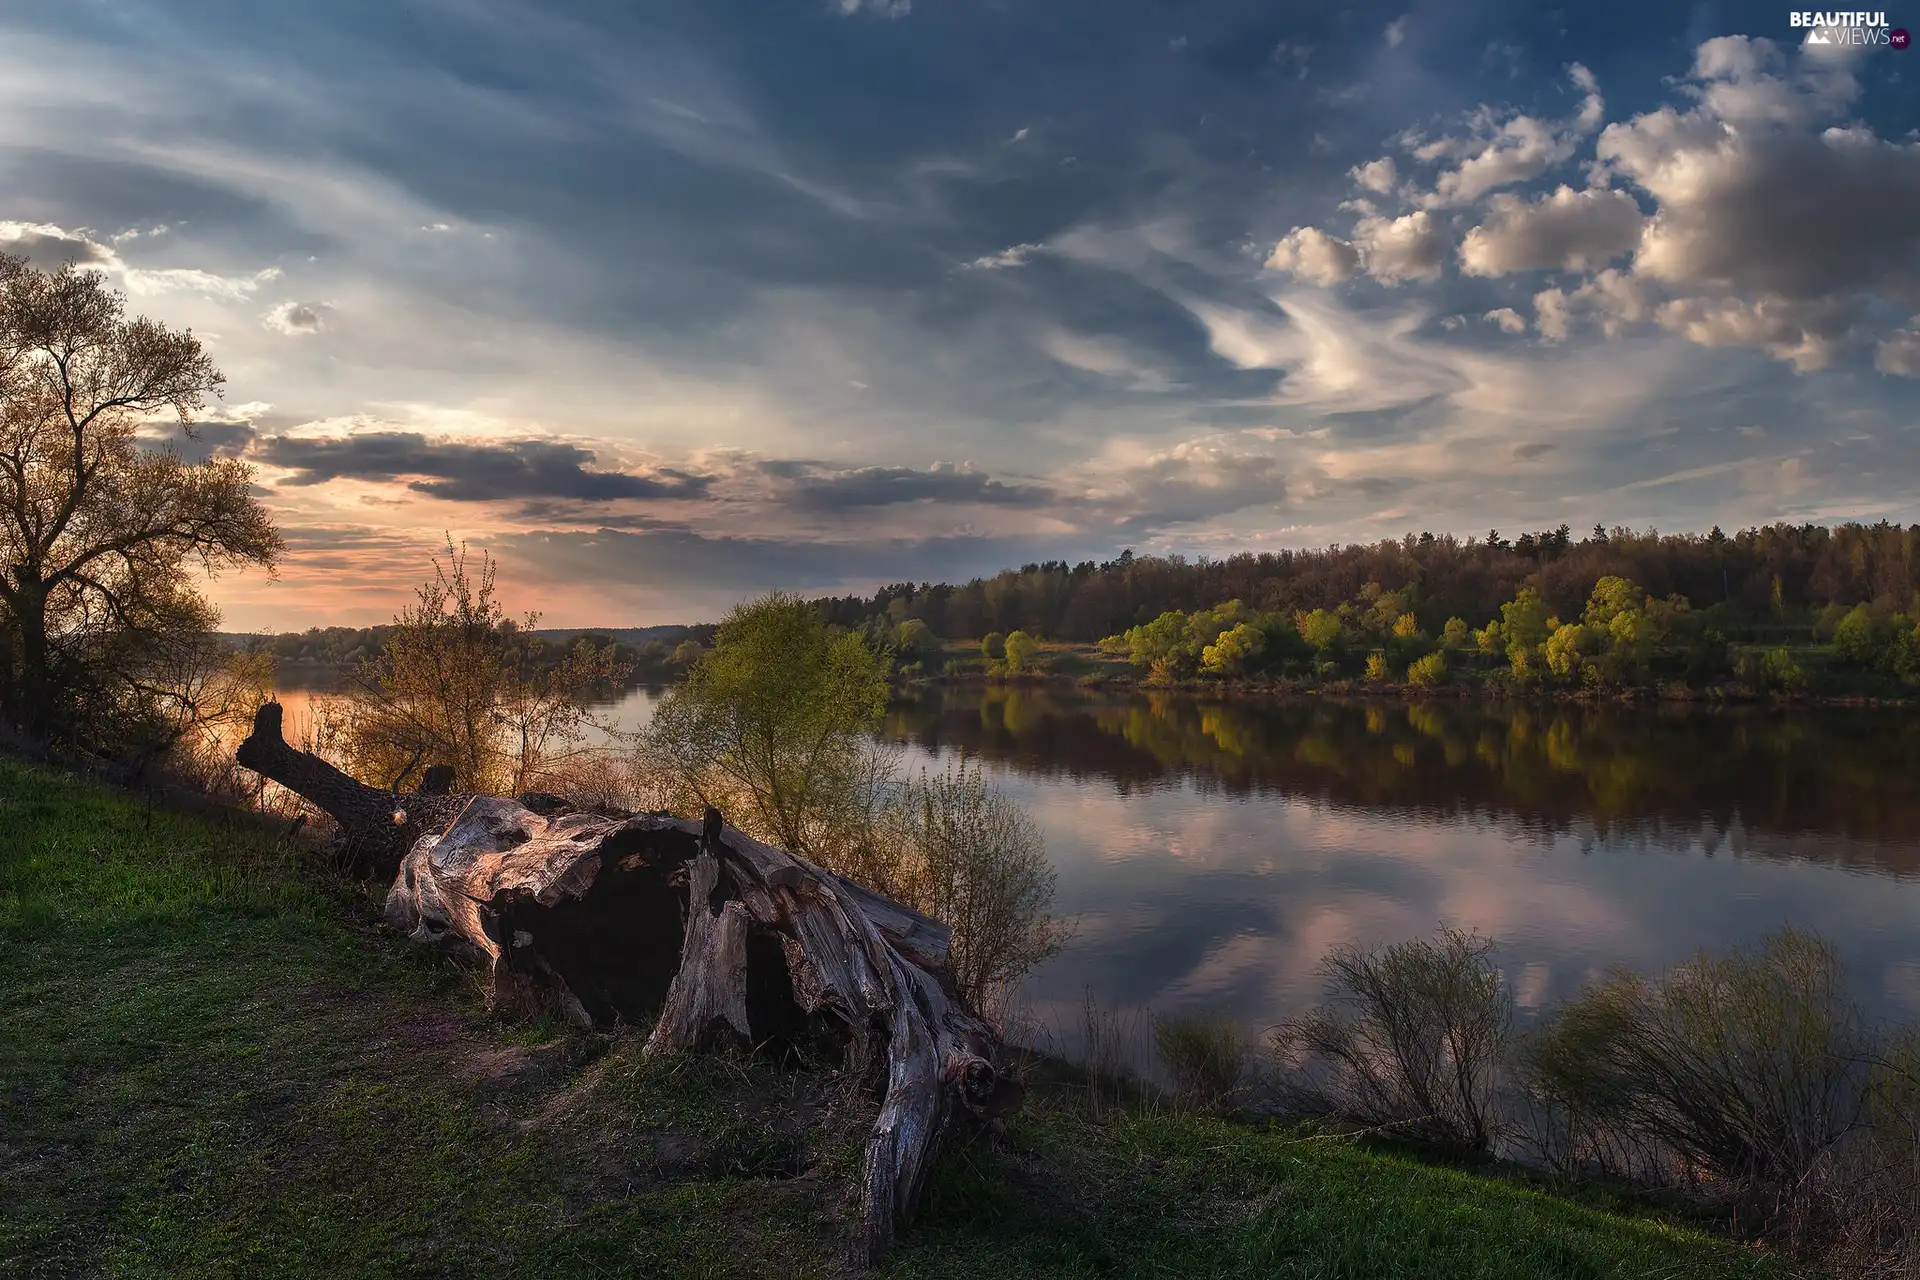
[813,522,1920,648]
[238,621,715,686]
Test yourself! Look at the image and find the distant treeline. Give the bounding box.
[813,522,1920,643]
[231,623,716,686]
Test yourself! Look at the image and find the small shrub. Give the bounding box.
[1154,1012,1256,1114]
[882,760,1070,1010]
[1003,630,1039,674]
[1734,645,1807,693]
[1271,927,1512,1151]
[1406,652,1448,687]
[1364,651,1390,681]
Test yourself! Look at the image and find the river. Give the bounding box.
[269,681,1920,1063]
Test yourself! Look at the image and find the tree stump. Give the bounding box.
[234,700,1013,1264]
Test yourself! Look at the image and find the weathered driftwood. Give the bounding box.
[233,700,1013,1265]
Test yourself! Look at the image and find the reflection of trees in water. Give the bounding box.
[881,690,1920,873]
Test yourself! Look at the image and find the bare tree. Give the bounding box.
[0,253,280,743]
[336,542,624,795]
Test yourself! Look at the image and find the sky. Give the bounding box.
[3,0,1918,630]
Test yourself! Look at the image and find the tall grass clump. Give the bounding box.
[1153,1011,1257,1115]
[1270,927,1512,1151]
[1520,929,1879,1252]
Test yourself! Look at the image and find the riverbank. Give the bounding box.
[915,638,1915,708]
[0,758,1792,1278]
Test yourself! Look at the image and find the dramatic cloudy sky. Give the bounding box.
[4,1,1918,628]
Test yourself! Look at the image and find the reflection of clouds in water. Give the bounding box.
[993,762,1920,1033]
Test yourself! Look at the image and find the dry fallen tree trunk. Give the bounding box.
[234,701,1014,1265]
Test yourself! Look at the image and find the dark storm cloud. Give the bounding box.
[258,433,712,503]
[493,525,1120,613]
[783,464,1056,511]
[136,421,259,464]
[0,223,113,270]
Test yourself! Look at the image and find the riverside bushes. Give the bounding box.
[1269,928,1512,1151]
[1162,925,1920,1272]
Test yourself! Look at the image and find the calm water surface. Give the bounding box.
[275,683,1920,1054]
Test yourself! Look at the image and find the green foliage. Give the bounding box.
[1002,629,1039,674]
[1406,651,1449,687]
[1364,651,1390,681]
[1500,588,1554,656]
[1199,622,1264,676]
[1735,646,1807,693]
[1442,617,1470,649]
[980,631,1006,661]
[1544,622,1594,679]
[640,592,892,864]
[1833,605,1881,665]
[811,522,1920,664]
[1297,608,1344,654]
[1123,611,1188,677]
[892,618,938,663]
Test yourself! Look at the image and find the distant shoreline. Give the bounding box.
[910,668,1915,710]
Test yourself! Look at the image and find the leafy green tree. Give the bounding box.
[893,617,937,663]
[1184,599,1249,652]
[1582,576,1642,629]
[1406,651,1449,687]
[1003,629,1039,674]
[981,631,1006,661]
[1126,611,1189,674]
[1544,622,1594,679]
[641,592,891,865]
[1832,604,1882,666]
[1201,622,1265,676]
[1364,651,1390,681]
[1297,608,1343,654]
[1442,617,1469,649]
[1500,588,1554,655]
[1889,622,1920,686]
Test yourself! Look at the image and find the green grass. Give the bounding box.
[0,758,1799,1278]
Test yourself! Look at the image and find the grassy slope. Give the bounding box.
[0,759,1796,1279]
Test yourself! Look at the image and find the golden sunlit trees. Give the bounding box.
[0,253,280,745]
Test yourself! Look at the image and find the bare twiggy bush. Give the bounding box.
[338,543,623,796]
[1154,1011,1257,1115]
[525,747,640,812]
[1521,929,1874,1249]
[879,761,1071,1010]
[1270,927,1512,1151]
